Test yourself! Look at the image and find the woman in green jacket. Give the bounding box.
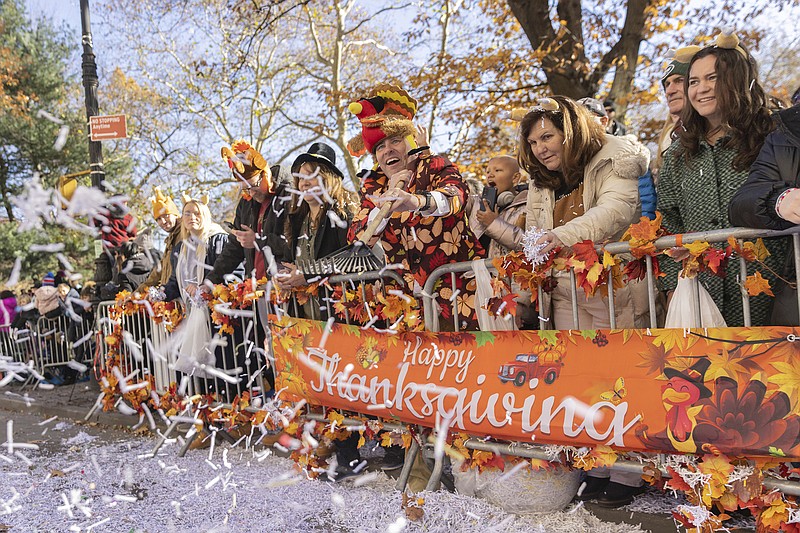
[657,33,783,326]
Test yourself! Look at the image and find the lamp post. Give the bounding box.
[80,0,104,191]
[79,0,112,300]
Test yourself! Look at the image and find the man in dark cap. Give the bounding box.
[602,99,627,136]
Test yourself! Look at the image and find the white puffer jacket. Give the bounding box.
[525,134,649,244]
[519,134,650,327]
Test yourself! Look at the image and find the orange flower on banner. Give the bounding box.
[744,271,774,297]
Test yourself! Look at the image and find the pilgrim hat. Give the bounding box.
[292,142,344,179]
[663,358,712,399]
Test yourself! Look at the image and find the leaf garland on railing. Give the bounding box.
[204,277,265,334]
[486,212,781,313]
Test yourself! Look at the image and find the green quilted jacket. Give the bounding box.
[657,137,787,327]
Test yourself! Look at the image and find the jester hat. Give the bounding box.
[221,140,274,193]
[346,84,418,156]
[150,186,180,219]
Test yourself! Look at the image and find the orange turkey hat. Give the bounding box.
[220,140,274,193]
[346,84,418,156]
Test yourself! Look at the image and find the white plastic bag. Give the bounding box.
[665,276,726,328]
[174,303,215,377]
[473,261,516,331]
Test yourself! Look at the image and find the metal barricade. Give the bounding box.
[422,227,800,332]
[0,324,38,387]
[34,314,83,376]
[0,326,36,365]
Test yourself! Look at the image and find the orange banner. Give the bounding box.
[271,319,800,459]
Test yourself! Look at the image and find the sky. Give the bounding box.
[26,0,82,30]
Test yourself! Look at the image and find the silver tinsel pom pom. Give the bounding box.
[521,226,551,266]
[148,286,166,302]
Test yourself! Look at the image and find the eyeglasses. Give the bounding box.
[243,173,262,190]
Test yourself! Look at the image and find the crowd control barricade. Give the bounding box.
[402,226,800,493]
[32,312,92,378]
[423,227,800,332]
[95,301,182,396]
[0,323,38,387]
[0,324,35,365]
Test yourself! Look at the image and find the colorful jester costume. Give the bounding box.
[346,85,484,330]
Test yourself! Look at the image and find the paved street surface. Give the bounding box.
[0,380,754,532]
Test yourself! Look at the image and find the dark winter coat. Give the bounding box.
[287,204,351,262]
[207,180,292,284]
[114,242,157,293]
[728,105,800,230]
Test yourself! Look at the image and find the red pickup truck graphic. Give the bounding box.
[498,353,562,387]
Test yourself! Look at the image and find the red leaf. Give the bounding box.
[665,466,694,492]
[571,240,600,266]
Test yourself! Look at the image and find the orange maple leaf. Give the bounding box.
[759,497,789,531]
[684,240,710,256]
[702,247,729,275]
[744,271,773,297]
[624,212,664,258]
[698,454,734,486]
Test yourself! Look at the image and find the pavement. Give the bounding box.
[0,376,754,533]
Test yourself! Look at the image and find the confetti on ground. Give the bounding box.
[0,419,651,532]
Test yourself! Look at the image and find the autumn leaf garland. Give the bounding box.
[486,213,781,314]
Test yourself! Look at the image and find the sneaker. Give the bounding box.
[576,476,610,501]
[595,482,645,508]
[325,465,361,483]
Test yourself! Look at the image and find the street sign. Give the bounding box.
[89,114,127,142]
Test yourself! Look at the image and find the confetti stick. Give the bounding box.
[199,364,241,384]
[86,517,110,531]
[6,420,12,454]
[318,317,335,349]
[17,455,40,471]
[141,403,156,430]
[5,257,21,287]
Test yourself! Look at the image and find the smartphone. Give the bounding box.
[481,186,498,211]
[221,221,235,233]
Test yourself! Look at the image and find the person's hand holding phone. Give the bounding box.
[475,200,500,226]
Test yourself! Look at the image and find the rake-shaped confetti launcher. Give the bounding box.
[296,178,406,276]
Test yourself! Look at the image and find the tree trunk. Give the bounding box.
[607,0,650,120]
[0,159,14,222]
[507,0,652,104]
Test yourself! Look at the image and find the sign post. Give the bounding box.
[89,114,128,142]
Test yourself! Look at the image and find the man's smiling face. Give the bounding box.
[374,135,411,176]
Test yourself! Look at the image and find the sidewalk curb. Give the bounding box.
[0,395,137,428]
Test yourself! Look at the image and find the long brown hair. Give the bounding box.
[288,162,358,225]
[517,96,605,190]
[678,46,773,171]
